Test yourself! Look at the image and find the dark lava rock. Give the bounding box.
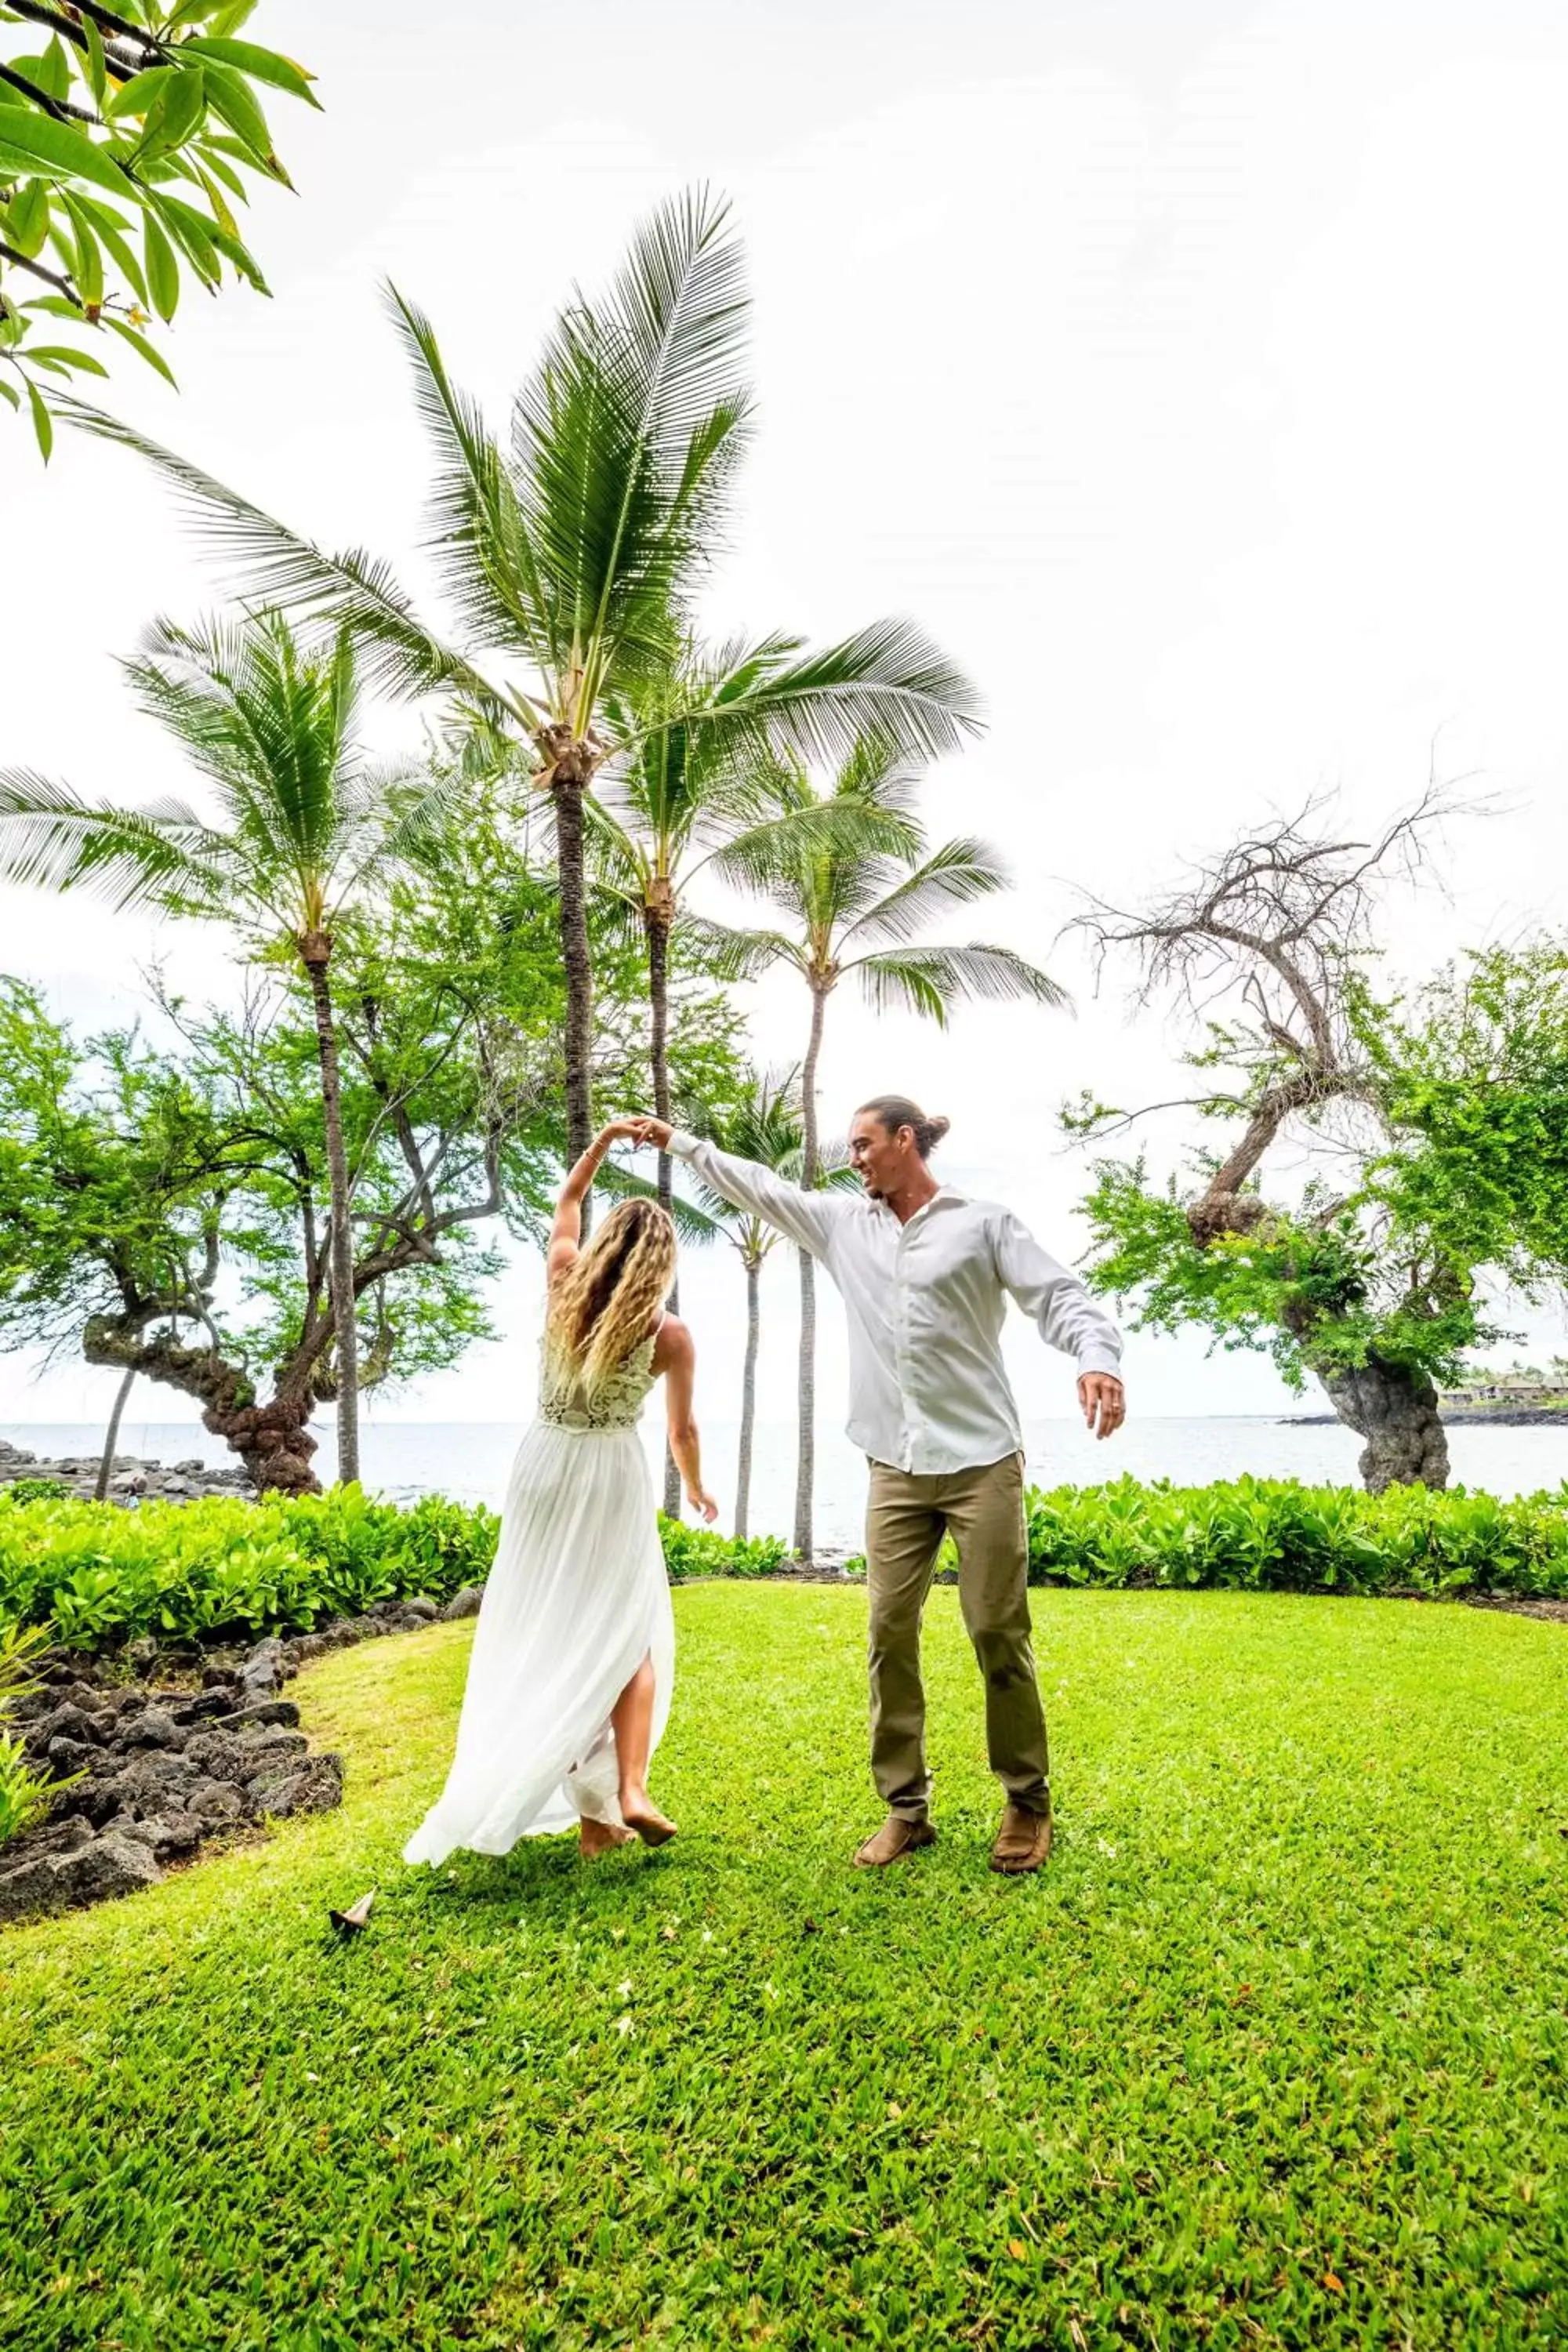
[170,1690,245,1727]
[183,1730,246,1782]
[229,1698,301,1731]
[401,1595,440,1623]
[127,1636,160,1679]
[100,1749,200,1815]
[45,1736,99,1777]
[118,1812,202,1862]
[36,1701,104,1746]
[186,1777,249,1826]
[440,1584,485,1621]
[57,1830,164,1905]
[251,1751,343,1818]
[0,1853,64,1924]
[114,1708,187,1754]
[236,1727,309,1780]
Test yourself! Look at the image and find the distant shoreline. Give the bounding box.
[1282,1408,1568,1428]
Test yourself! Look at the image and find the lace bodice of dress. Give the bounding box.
[538,1332,659,1432]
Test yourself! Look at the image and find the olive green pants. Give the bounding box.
[865,1453,1049,1823]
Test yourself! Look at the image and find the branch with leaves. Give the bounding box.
[0,0,318,455]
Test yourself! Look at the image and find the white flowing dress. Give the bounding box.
[403,1331,675,1865]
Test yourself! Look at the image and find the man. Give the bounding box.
[631,1095,1126,1875]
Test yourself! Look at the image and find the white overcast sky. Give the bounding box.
[5,0,1568,1435]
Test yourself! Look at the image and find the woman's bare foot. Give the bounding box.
[579,1817,636,1860]
[619,1788,677,1847]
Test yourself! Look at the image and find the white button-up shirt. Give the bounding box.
[670,1132,1123,1476]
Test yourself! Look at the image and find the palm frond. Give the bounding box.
[842,837,1014,948]
[677,915,801,983]
[383,285,556,681]
[709,795,923,897]
[0,769,232,916]
[60,398,506,716]
[852,944,1070,1021]
[664,619,982,773]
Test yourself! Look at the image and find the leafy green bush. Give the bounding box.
[0,1621,72,1844]
[4,1478,74,1504]
[0,1487,502,1651]
[658,1516,792,1583]
[1025,1475,1568,1595]
[842,1476,1568,1599]
[0,1488,794,1650]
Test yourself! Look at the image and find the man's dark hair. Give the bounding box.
[857,1095,952,1159]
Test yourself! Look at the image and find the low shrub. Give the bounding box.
[658,1517,792,1583]
[844,1475,1568,1598]
[1021,1474,1568,1595]
[0,1486,502,1652]
[0,1488,793,1651]
[5,1478,74,1504]
[0,1621,73,1842]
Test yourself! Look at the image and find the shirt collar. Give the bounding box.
[871,1183,968,1224]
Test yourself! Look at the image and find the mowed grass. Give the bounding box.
[2,1588,1566,2351]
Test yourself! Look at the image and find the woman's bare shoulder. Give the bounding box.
[652,1313,695,1370]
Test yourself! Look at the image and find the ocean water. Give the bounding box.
[6,1414,1566,1548]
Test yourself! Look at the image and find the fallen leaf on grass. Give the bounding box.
[1007,2240,1026,2260]
[328,1891,376,1936]
[1323,2271,1344,2293]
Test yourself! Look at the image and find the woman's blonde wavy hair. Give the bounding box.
[546,1198,677,1399]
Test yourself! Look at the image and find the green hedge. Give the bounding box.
[0,1489,790,1651]
[4,1475,1563,1656]
[1022,1475,1568,1595]
[837,1475,1568,1597]
[0,1488,500,1651]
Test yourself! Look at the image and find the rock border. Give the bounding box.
[0,1585,483,1929]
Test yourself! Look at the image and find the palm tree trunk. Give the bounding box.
[646,900,683,1519]
[552,758,596,1173]
[93,1363,136,1503]
[301,943,360,1486]
[737,1253,760,1540]
[793,982,828,1563]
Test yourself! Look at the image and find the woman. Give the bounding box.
[405,1120,717,1868]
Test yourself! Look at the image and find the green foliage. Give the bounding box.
[0,1617,71,1841]
[1014,1474,1568,1597]
[1072,942,1568,1394]
[657,1514,790,1581]
[2,1588,1566,2345]
[0,1489,796,1647]
[0,2,318,452]
[0,1486,501,1647]
[2,1476,73,1502]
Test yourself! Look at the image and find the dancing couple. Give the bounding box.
[405,1095,1125,1878]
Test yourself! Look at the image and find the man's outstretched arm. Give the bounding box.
[633,1118,848,1260]
[993,1207,1127,1438]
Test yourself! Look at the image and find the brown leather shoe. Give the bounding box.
[853,1815,937,1868]
[990,1799,1053,1875]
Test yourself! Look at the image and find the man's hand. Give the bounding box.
[1078,1372,1126,1439]
[628,1116,673,1150]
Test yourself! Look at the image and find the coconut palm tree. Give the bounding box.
[589,646,906,1509]
[64,187,981,1174]
[0,611,453,1486]
[692,1069,859,1537]
[706,739,1069,1562]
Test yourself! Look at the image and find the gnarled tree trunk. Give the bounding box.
[543,736,597,1174]
[1316,1352,1450,1494]
[82,1316,321,1494]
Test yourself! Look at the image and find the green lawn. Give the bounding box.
[2,1587,1565,2350]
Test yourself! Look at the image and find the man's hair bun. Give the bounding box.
[857,1096,951,1160]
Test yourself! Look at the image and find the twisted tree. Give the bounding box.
[1065,786,1497,1493]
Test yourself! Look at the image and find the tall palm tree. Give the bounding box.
[64,188,981,1173]
[0,611,452,1486]
[695,1070,862,1537]
[590,646,898,1509]
[709,740,1069,1562]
